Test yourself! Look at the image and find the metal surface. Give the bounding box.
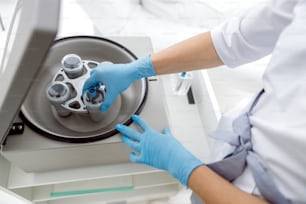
[47,58,103,114]
[49,58,106,113]
[21,36,148,142]
[46,81,72,117]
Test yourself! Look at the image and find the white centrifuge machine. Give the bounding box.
[0,0,179,203]
[0,0,170,175]
[0,0,188,203]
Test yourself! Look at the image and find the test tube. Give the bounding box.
[61,54,83,78]
[83,84,105,122]
[46,81,71,117]
[174,72,193,95]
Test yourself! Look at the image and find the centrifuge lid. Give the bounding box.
[0,0,60,144]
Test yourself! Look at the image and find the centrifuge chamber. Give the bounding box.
[21,36,149,143]
[0,0,169,172]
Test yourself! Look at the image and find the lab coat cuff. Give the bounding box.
[211,24,240,68]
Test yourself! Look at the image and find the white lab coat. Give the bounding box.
[210,0,306,203]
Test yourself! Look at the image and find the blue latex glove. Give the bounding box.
[116,115,203,186]
[82,56,155,112]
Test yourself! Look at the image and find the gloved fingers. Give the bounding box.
[162,127,171,135]
[122,135,141,152]
[100,104,109,112]
[82,76,98,95]
[132,114,151,131]
[90,69,97,76]
[116,124,141,142]
[100,90,116,112]
[129,152,142,163]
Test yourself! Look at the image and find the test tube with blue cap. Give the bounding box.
[174,71,193,95]
[83,83,106,122]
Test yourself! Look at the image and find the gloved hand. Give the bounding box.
[116,115,203,186]
[82,56,155,112]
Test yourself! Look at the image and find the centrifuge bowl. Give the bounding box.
[20,36,148,143]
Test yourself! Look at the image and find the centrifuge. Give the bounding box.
[0,0,169,172]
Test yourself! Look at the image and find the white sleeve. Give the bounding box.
[211,0,298,68]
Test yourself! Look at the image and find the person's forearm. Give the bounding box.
[151,32,223,75]
[189,166,269,204]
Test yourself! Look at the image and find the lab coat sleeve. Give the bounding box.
[211,0,298,68]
